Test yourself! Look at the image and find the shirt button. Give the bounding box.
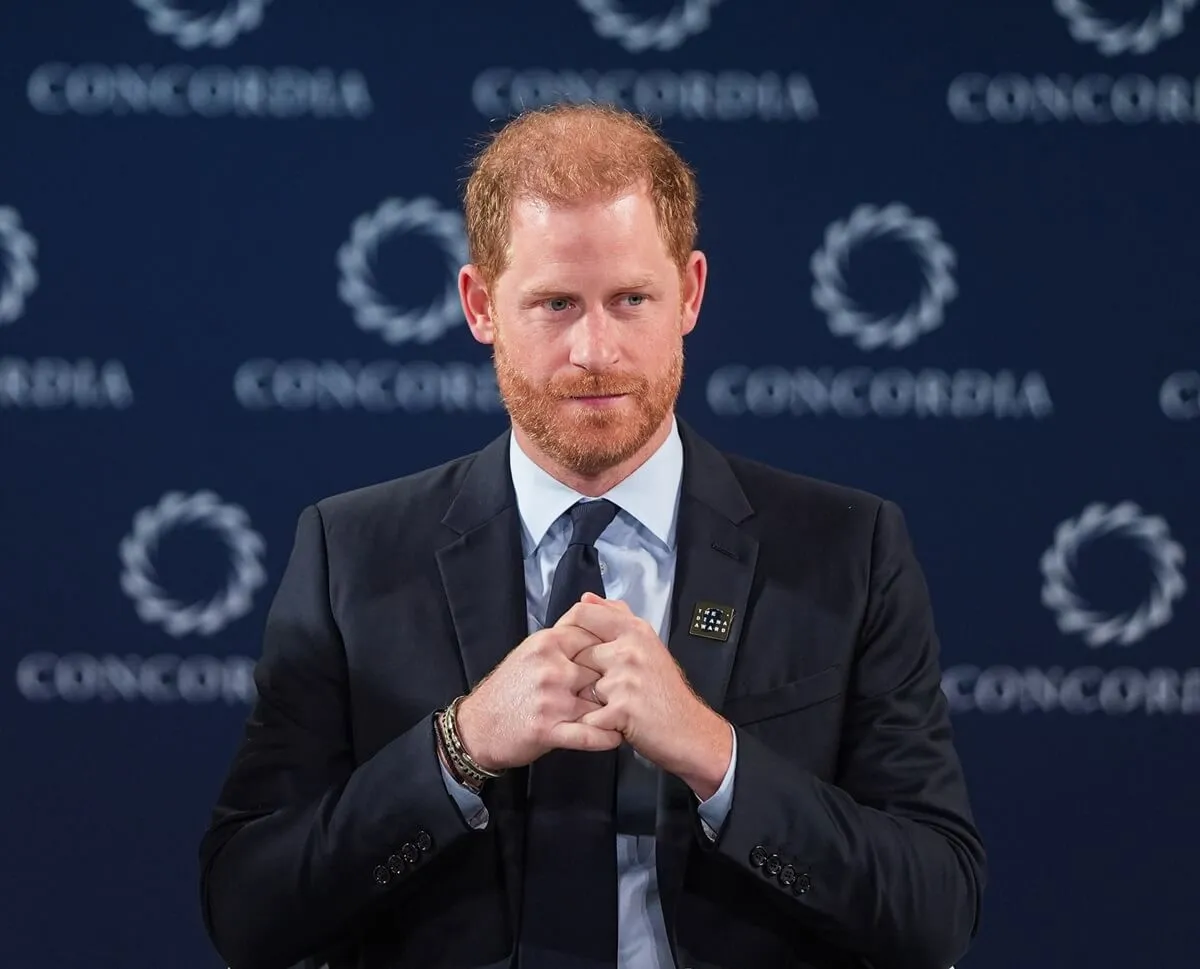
[599,561,607,574]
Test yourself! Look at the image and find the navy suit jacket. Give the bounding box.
[198,418,986,969]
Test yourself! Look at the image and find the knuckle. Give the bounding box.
[521,633,546,660]
[531,689,556,718]
[532,661,558,690]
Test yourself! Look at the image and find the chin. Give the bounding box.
[547,414,659,475]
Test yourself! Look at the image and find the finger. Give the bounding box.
[572,641,623,676]
[568,692,604,716]
[543,623,603,657]
[571,643,609,675]
[546,721,623,752]
[580,591,630,612]
[565,659,602,694]
[553,601,632,643]
[578,704,624,733]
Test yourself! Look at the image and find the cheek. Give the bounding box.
[624,324,678,361]
[506,335,564,375]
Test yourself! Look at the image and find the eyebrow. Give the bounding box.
[521,277,658,301]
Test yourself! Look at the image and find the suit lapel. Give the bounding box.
[656,420,759,949]
[434,428,530,939]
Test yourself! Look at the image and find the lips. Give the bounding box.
[566,393,629,408]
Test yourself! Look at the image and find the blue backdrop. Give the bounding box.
[2,1,1196,967]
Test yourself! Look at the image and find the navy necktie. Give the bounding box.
[519,499,621,969]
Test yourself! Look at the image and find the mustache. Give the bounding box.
[546,372,647,398]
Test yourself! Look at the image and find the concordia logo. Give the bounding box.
[132,0,272,49]
[1160,336,1200,418]
[943,501,1198,715]
[234,195,502,413]
[472,0,818,123]
[0,206,38,329]
[16,491,266,704]
[1161,371,1200,418]
[706,202,1053,420]
[810,203,957,352]
[949,0,1200,125]
[1041,502,1186,646]
[26,0,372,120]
[0,206,133,411]
[337,197,469,347]
[577,0,723,52]
[118,490,267,638]
[1054,0,1195,55]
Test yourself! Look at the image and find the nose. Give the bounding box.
[568,311,619,371]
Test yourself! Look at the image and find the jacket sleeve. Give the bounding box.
[700,499,987,969]
[198,504,476,969]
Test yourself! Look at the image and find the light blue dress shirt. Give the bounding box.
[439,417,738,968]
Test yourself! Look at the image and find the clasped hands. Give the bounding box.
[455,592,732,800]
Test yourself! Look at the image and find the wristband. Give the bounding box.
[435,696,505,793]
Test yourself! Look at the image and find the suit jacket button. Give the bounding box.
[779,864,797,887]
[793,872,812,895]
[764,854,783,877]
[372,865,391,886]
[749,845,768,867]
[401,842,420,865]
[416,830,434,853]
[387,853,405,874]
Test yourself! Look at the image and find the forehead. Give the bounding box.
[504,191,670,271]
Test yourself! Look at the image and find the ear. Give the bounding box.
[679,250,707,338]
[459,264,496,345]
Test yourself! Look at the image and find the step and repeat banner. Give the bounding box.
[1,1,1195,967]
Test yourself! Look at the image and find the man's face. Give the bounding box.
[464,188,704,477]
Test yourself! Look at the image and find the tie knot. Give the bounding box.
[567,499,618,548]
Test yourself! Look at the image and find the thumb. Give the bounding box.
[581,591,628,611]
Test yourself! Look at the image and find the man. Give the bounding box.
[199,103,986,969]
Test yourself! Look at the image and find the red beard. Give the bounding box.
[493,331,683,477]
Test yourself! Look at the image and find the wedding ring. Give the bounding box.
[589,683,602,705]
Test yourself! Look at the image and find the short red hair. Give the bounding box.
[462,103,699,288]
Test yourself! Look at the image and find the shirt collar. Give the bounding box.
[508,417,683,554]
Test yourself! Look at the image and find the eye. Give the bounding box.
[546,297,572,312]
[624,294,647,306]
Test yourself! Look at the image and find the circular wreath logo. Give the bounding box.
[130,0,271,49]
[576,0,723,53]
[810,203,958,352]
[1040,501,1186,647]
[0,206,38,328]
[120,491,267,638]
[336,196,469,347]
[1053,0,1196,56]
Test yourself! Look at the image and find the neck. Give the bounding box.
[512,414,675,498]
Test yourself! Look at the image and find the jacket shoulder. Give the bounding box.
[723,450,889,524]
[719,450,917,586]
[309,449,481,539]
